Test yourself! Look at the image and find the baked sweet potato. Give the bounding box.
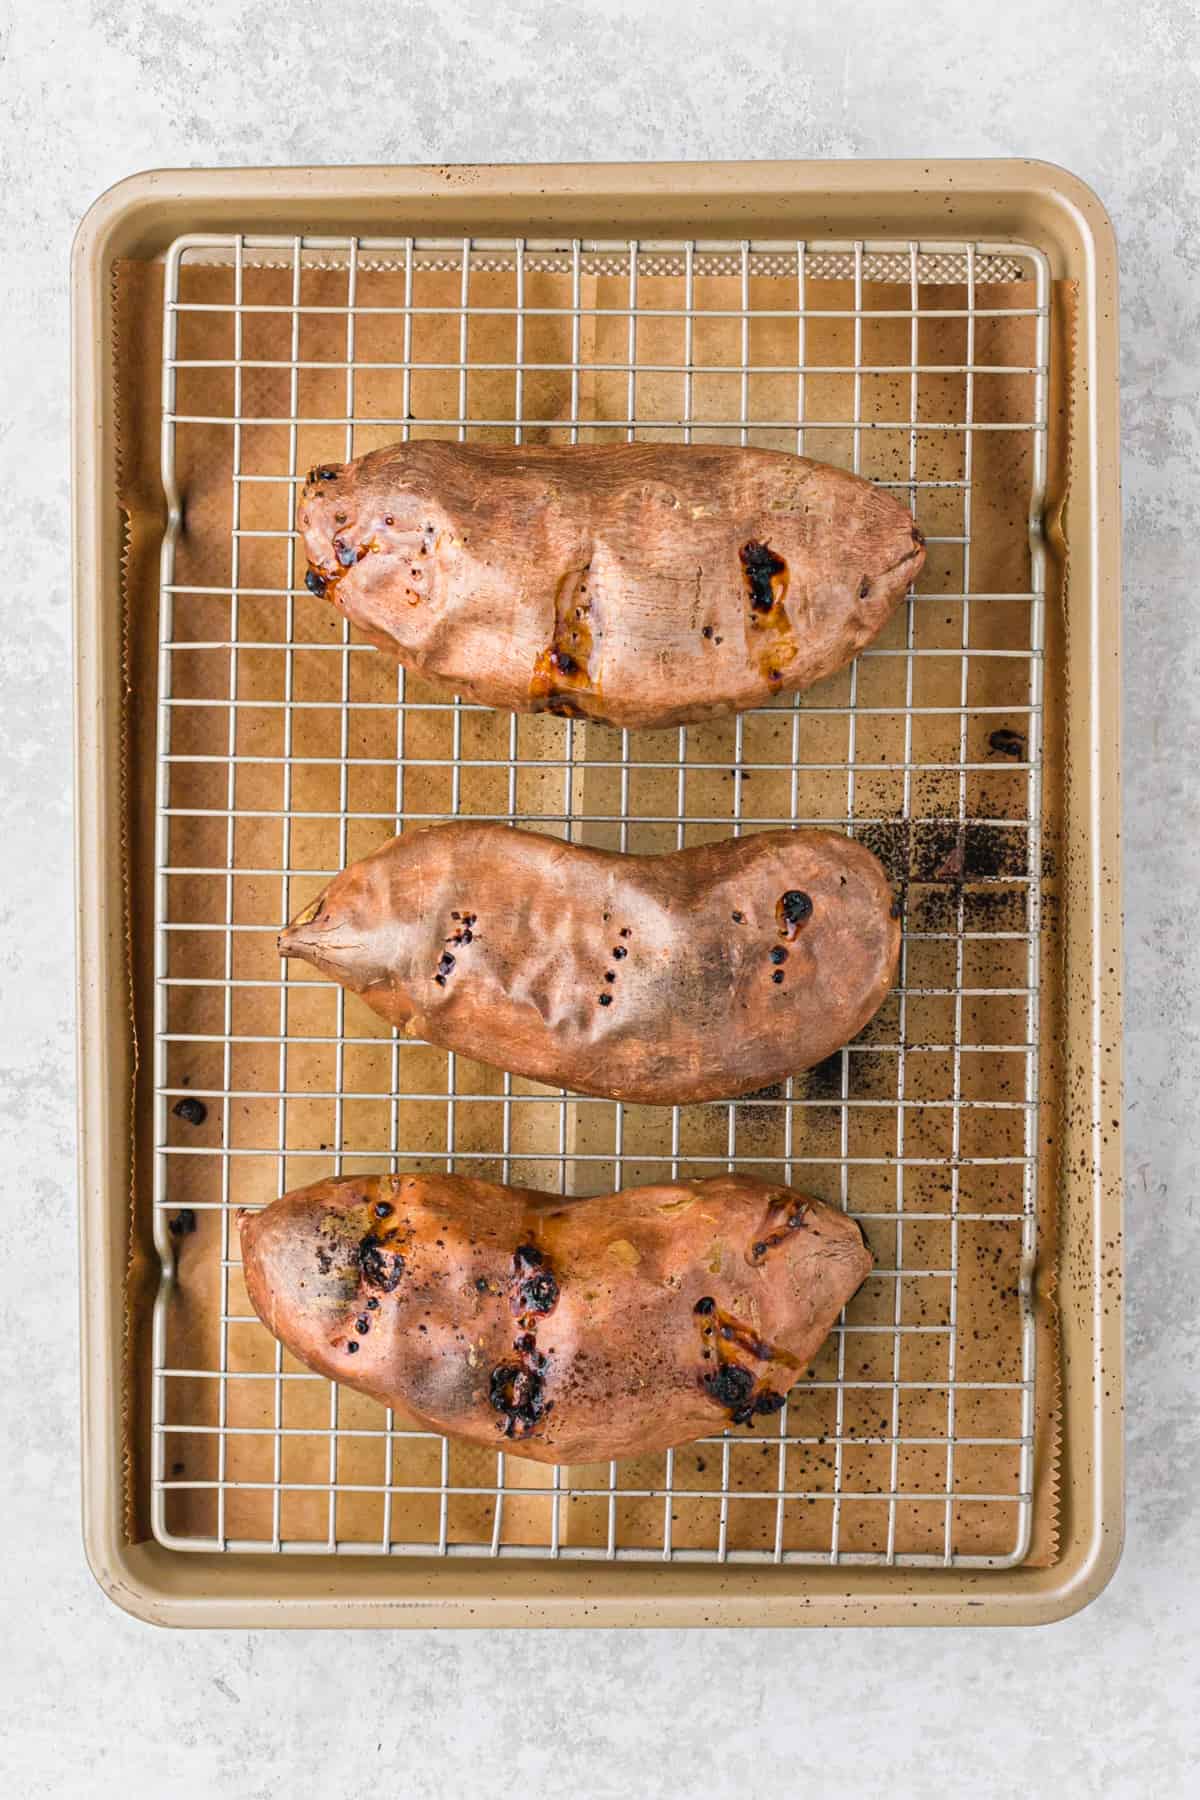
[238,1171,872,1464]
[297,441,924,729]
[279,820,899,1104]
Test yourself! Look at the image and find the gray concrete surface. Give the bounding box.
[1,0,1196,1793]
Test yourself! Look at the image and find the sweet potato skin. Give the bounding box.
[297,441,925,729]
[238,1172,872,1464]
[279,821,900,1104]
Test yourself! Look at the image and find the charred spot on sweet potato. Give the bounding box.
[433,950,456,988]
[718,1318,775,1362]
[769,946,788,966]
[704,1348,790,1425]
[516,1270,559,1316]
[704,1363,754,1409]
[305,568,328,597]
[509,1243,560,1319]
[374,1200,393,1220]
[314,1245,334,1275]
[778,890,813,932]
[696,1294,802,1392]
[489,1344,550,1438]
[357,1233,405,1293]
[771,970,785,984]
[355,1315,370,1334]
[694,1296,716,1316]
[530,566,599,708]
[739,540,788,613]
[744,1389,787,1422]
[748,1202,810,1263]
[612,945,627,959]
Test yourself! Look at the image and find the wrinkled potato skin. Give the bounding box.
[280,821,900,1104]
[239,1173,872,1464]
[298,441,925,729]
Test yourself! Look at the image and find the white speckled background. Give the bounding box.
[2,0,1196,1792]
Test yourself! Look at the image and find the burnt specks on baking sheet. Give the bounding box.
[988,727,1027,759]
[857,816,1036,887]
[800,1051,845,1100]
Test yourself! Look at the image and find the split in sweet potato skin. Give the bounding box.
[278,820,900,1105]
[238,1172,873,1465]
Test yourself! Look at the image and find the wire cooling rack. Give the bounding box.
[151,234,1048,1566]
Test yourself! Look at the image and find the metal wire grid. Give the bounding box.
[150,233,1049,1566]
